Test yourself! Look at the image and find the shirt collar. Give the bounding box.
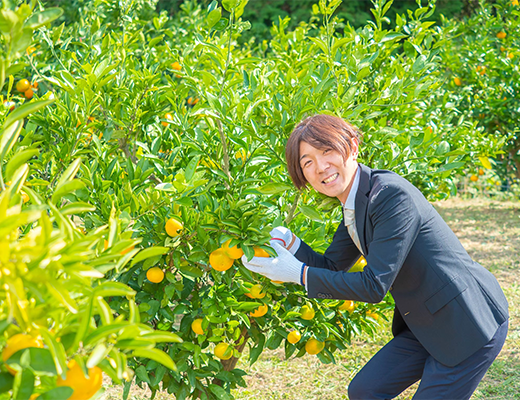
[342,165,360,211]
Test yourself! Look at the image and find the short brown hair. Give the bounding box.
[286,114,361,190]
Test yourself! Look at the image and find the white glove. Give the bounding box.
[269,226,301,255]
[241,242,305,285]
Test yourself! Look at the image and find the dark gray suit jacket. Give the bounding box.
[297,164,509,366]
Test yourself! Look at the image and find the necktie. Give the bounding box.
[343,208,363,254]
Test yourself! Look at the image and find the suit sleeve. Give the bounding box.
[306,183,422,303]
[294,222,360,271]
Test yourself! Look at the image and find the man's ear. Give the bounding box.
[350,137,359,160]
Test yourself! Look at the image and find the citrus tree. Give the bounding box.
[0,4,181,400]
[439,0,519,184]
[2,0,506,399]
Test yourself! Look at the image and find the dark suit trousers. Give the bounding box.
[348,320,508,400]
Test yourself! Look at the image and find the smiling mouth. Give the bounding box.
[322,173,339,184]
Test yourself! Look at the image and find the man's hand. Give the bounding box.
[241,242,305,285]
[269,226,301,254]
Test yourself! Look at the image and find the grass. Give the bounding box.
[103,197,520,400]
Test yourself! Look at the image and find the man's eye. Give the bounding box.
[302,161,311,168]
[323,149,331,154]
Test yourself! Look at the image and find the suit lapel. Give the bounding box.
[355,164,372,255]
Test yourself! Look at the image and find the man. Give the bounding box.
[242,114,509,399]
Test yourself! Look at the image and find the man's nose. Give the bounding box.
[315,157,329,173]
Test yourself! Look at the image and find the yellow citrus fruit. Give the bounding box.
[103,239,109,251]
[191,318,204,335]
[16,79,31,92]
[366,311,379,320]
[209,248,234,271]
[222,239,244,259]
[161,112,173,127]
[338,300,356,313]
[21,192,29,204]
[24,88,34,99]
[249,304,268,318]
[253,247,270,258]
[500,46,506,52]
[56,360,103,400]
[2,334,43,375]
[349,256,367,273]
[478,169,485,176]
[507,52,514,60]
[305,338,325,355]
[287,330,301,344]
[26,46,36,55]
[300,305,315,320]
[165,218,183,237]
[453,77,462,86]
[470,175,478,182]
[171,61,182,71]
[496,31,506,39]
[146,267,165,283]
[246,284,266,299]
[214,342,233,360]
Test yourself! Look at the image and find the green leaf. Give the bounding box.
[59,201,96,215]
[84,323,130,346]
[209,384,232,400]
[94,282,136,298]
[4,149,38,181]
[185,155,200,182]
[207,8,221,29]
[0,120,23,161]
[46,281,78,314]
[0,209,41,237]
[300,205,322,222]
[0,372,14,394]
[38,387,74,400]
[435,141,450,155]
[0,10,18,34]
[7,164,29,194]
[131,348,176,371]
[140,332,183,343]
[13,368,34,400]
[3,99,54,130]
[24,8,63,29]
[436,162,465,173]
[51,179,86,204]
[130,247,169,267]
[55,158,82,189]
[222,0,238,12]
[38,328,67,376]
[86,343,110,368]
[6,348,57,376]
[257,182,293,195]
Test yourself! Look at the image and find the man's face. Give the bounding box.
[299,140,359,204]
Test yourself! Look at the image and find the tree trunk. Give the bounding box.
[212,326,250,387]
